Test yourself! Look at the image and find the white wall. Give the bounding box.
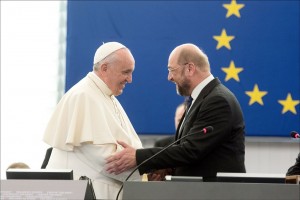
[245,137,299,174]
[0,1,66,179]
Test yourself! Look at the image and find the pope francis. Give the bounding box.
[43,42,143,199]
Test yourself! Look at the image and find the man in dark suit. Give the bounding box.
[106,43,246,179]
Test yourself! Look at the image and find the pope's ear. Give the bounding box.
[100,63,108,72]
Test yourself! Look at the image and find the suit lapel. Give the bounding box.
[175,78,221,140]
[175,109,187,141]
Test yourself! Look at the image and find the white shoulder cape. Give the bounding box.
[43,72,142,151]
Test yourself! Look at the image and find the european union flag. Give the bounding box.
[66,0,299,137]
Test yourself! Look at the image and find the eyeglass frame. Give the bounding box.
[167,62,189,74]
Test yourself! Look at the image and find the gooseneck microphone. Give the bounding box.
[115,126,213,200]
[290,131,300,138]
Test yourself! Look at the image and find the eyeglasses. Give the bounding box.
[167,63,189,73]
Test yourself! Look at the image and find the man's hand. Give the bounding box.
[106,140,137,175]
[147,168,173,181]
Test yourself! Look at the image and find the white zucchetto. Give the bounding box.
[93,42,126,64]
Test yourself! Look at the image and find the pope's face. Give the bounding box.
[106,50,135,96]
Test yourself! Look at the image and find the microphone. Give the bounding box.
[115,126,213,200]
[290,131,300,138]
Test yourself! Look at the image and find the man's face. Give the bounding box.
[167,55,191,97]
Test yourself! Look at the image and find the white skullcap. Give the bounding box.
[93,42,126,64]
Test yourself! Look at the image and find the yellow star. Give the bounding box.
[223,0,245,18]
[221,60,243,82]
[245,84,268,106]
[213,29,235,50]
[278,93,300,114]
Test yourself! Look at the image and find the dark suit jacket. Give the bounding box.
[154,136,175,147]
[136,78,246,177]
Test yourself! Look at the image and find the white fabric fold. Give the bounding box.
[43,72,142,151]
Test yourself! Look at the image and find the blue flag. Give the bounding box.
[66,0,299,137]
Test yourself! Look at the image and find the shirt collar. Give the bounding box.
[191,74,214,101]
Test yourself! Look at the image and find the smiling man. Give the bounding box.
[43,42,143,199]
[106,43,246,181]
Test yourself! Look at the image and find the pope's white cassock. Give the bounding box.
[43,72,143,199]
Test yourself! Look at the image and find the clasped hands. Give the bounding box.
[106,140,172,181]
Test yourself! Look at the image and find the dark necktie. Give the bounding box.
[186,96,193,111]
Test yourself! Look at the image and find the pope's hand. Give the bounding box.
[106,140,137,175]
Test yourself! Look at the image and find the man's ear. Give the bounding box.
[186,62,196,76]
